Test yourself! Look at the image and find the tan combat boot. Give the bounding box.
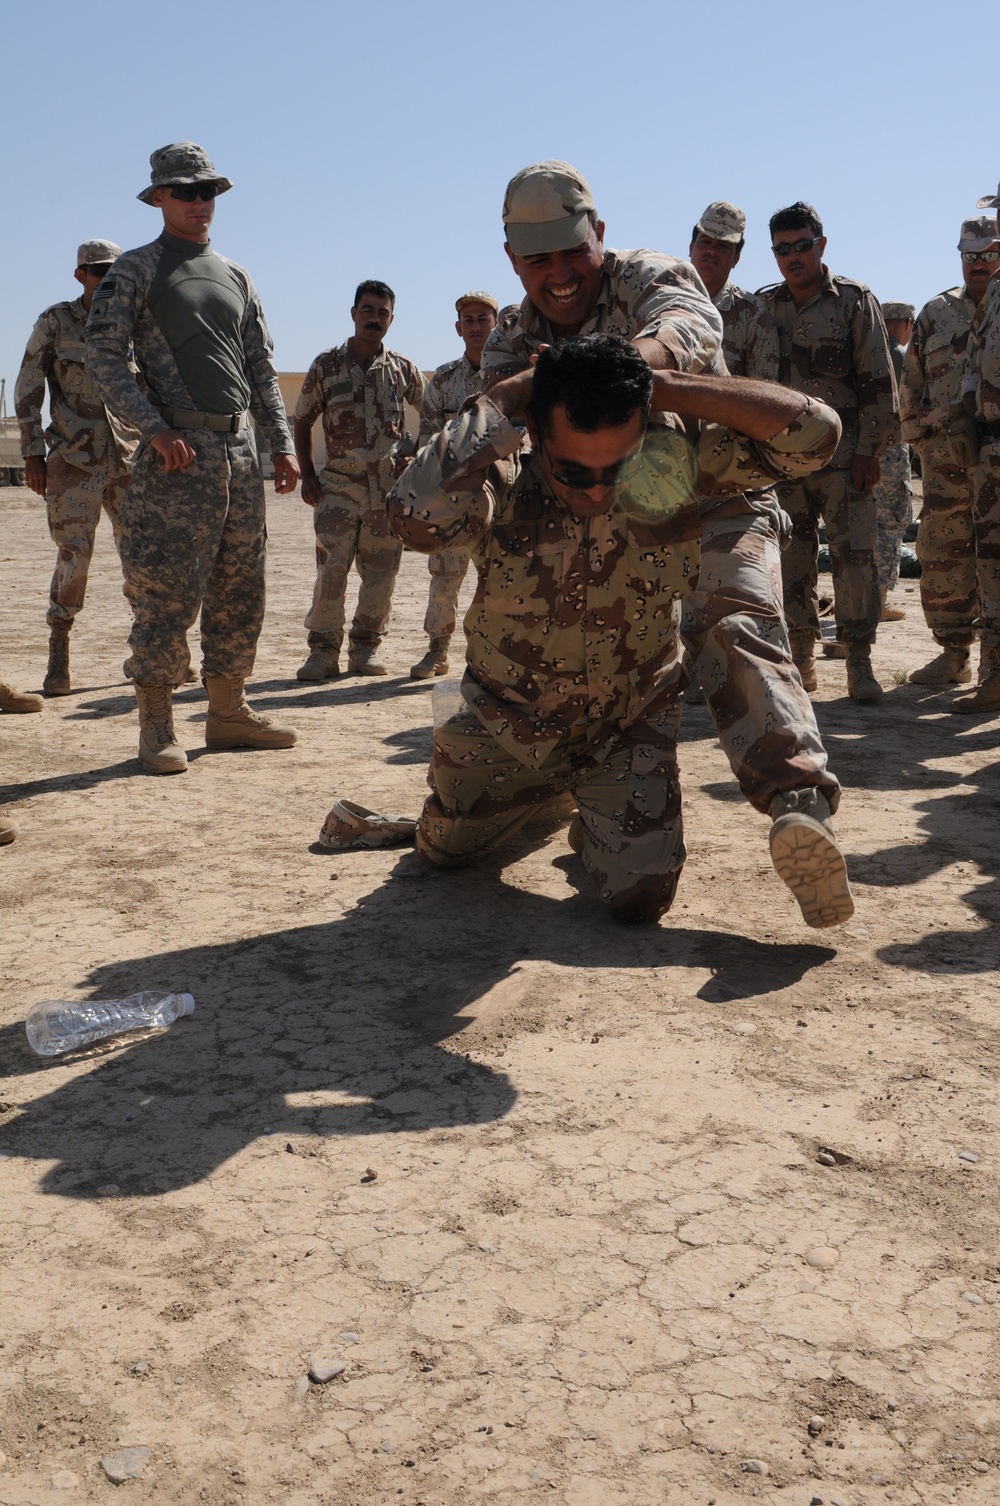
[951,646,1000,713]
[410,637,450,680]
[297,647,341,682]
[790,631,817,692]
[769,787,854,928]
[347,644,388,676]
[135,684,188,774]
[846,642,883,704]
[0,683,43,713]
[909,646,972,686]
[43,626,71,696]
[821,640,847,659]
[880,586,906,622]
[0,814,19,846]
[204,675,298,750]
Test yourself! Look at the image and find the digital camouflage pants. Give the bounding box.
[118,428,266,687]
[973,439,1000,649]
[416,706,685,923]
[45,452,129,629]
[422,546,471,640]
[681,509,840,816]
[914,438,977,647]
[305,479,402,652]
[872,442,913,593]
[778,467,880,644]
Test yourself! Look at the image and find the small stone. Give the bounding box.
[294,1374,310,1397]
[309,1354,346,1383]
[963,1291,983,1305]
[740,1459,768,1474]
[817,1152,837,1167]
[131,1361,148,1374]
[340,1331,360,1344]
[810,1496,824,1505]
[972,1461,989,1472]
[958,1152,979,1164]
[362,1167,378,1181]
[830,1497,846,1505]
[101,1447,150,1483]
[797,1279,817,1293]
[51,1471,79,1490]
[805,1246,838,1270]
[733,1022,756,1036]
[807,1415,825,1436]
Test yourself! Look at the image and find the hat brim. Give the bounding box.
[505,210,590,257]
[137,175,233,205]
[976,194,1000,210]
[960,237,1000,253]
[694,221,743,245]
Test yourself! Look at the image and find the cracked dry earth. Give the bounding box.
[0,479,999,1506]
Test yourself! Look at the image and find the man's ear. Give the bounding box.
[74,267,87,289]
[455,319,463,338]
[732,245,742,268]
[818,236,828,255]
[594,219,606,248]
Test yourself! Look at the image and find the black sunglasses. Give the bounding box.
[167,182,221,202]
[541,439,644,492]
[79,263,113,277]
[772,236,821,257]
[962,249,1000,264]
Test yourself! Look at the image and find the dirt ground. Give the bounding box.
[1,479,999,1506]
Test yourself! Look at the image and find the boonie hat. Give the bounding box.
[503,161,595,256]
[138,142,233,205]
[455,290,499,314]
[882,302,915,320]
[959,215,999,252]
[694,201,746,245]
[77,239,122,267]
[976,183,1000,211]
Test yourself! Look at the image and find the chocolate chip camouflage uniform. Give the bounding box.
[900,287,979,644]
[484,256,839,813]
[294,345,425,655]
[872,332,913,592]
[416,354,480,638]
[14,299,138,627]
[961,271,1000,648]
[85,242,291,686]
[759,268,899,642]
[387,393,840,919]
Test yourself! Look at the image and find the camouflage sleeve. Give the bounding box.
[418,371,447,444]
[239,275,293,453]
[479,311,525,387]
[387,394,520,553]
[852,290,900,457]
[625,253,723,372]
[404,359,427,412]
[695,397,842,495]
[960,281,997,414]
[744,302,780,382]
[899,320,931,441]
[13,311,55,457]
[86,263,171,441]
[292,357,326,427]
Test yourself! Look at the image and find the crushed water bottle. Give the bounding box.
[25,991,195,1056]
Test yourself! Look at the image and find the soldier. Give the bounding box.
[86,142,300,775]
[759,202,899,704]
[480,163,844,923]
[294,282,425,680]
[902,216,1000,692]
[870,301,915,624]
[15,240,139,695]
[388,335,851,927]
[410,291,498,680]
[951,183,1000,712]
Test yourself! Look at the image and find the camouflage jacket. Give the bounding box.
[961,274,1000,425]
[85,237,292,454]
[758,266,899,467]
[899,287,978,441]
[387,393,840,767]
[418,354,482,442]
[480,247,723,386]
[15,297,138,469]
[714,283,780,380]
[294,341,426,508]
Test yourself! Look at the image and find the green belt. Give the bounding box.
[160,408,249,434]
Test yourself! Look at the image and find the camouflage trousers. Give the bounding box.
[914,439,977,647]
[422,546,471,640]
[417,707,685,923]
[305,479,402,652]
[45,452,129,628]
[872,442,913,593]
[778,467,880,643]
[973,439,1000,648]
[119,429,266,687]
[681,510,840,816]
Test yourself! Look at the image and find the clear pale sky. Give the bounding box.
[1,0,996,398]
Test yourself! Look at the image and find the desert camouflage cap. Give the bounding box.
[959,215,999,252]
[503,161,596,256]
[137,142,233,205]
[882,302,915,321]
[76,239,122,267]
[976,183,1000,211]
[694,201,746,245]
[455,290,499,314]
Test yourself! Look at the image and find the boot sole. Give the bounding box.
[410,665,448,680]
[205,732,298,750]
[296,666,340,682]
[139,754,188,775]
[42,683,72,697]
[348,666,388,676]
[849,687,884,704]
[949,697,1000,715]
[769,815,855,929]
[908,671,972,685]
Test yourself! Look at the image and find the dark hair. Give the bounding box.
[354,279,395,308]
[690,224,745,253]
[769,202,823,239]
[528,334,653,441]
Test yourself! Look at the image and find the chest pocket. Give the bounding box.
[925,331,963,383]
[484,520,576,616]
[56,341,97,403]
[810,339,851,379]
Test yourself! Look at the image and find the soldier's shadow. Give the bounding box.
[0,842,834,1200]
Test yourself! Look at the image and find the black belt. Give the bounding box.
[160,408,249,434]
[979,419,1000,440]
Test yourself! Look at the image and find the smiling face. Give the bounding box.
[688,231,741,298]
[530,402,646,519]
[505,219,607,335]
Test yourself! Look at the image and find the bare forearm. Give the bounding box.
[293,418,317,477]
[651,370,811,440]
[633,335,677,371]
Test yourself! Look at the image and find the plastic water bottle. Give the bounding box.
[431,677,464,729]
[25,991,195,1056]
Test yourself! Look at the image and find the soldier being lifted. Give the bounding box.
[15,240,139,696]
[410,291,498,681]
